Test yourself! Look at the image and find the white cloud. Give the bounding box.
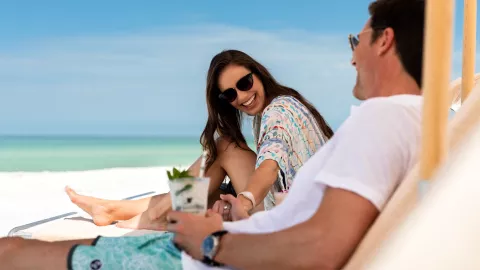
[0,24,359,135]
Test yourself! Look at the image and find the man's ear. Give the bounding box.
[377,28,395,56]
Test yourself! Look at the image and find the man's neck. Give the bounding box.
[371,62,421,98]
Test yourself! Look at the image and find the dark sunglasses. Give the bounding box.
[348,27,386,51]
[348,34,359,51]
[218,72,254,102]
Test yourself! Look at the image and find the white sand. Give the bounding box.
[0,166,184,237]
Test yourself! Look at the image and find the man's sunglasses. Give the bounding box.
[218,72,254,103]
[348,34,360,51]
[348,28,386,51]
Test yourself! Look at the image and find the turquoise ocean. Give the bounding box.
[0,136,255,172]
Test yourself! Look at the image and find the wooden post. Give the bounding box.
[419,0,454,187]
[461,0,477,101]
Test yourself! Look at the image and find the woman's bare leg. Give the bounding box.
[215,138,257,194]
[65,187,158,226]
[116,137,257,229]
[216,137,265,213]
[65,153,229,227]
[114,152,229,229]
[116,137,258,229]
[66,137,257,228]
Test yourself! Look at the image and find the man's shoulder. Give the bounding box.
[357,94,423,113]
[339,94,423,135]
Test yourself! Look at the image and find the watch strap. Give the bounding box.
[202,230,228,266]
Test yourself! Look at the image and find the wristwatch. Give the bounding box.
[201,230,228,267]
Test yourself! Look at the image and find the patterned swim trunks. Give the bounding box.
[68,232,183,270]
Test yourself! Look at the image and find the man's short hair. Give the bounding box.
[369,0,425,88]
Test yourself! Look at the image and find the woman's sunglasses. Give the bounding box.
[218,72,254,103]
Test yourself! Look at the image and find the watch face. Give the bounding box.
[202,236,215,257]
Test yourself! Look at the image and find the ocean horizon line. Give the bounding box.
[0,134,257,172]
[0,134,256,140]
[0,165,183,174]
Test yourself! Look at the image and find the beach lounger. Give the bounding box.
[8,191,163,241]
[343,75,480,269]
[367,108,480,269]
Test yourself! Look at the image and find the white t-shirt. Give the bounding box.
[182,94,423,269]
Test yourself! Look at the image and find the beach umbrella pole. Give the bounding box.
[418,0,455,199]
[461,0,477,101]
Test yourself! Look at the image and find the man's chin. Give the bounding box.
[353,87,365,101]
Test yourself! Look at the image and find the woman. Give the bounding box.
[65,49,333,229]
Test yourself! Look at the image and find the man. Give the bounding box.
[0,0,426,269]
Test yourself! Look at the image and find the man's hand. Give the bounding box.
[167,210,224,260]
[212,194,250,221]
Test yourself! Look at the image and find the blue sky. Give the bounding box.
[0,0,476,136]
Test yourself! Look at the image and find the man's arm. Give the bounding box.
[215,187,379,270]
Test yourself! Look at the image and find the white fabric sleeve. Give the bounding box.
[314,100,419,210]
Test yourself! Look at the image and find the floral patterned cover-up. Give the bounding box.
[253,95,329,210]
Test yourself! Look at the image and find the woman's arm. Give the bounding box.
[238,159,279,212]
[237,101,297,213]
[211,160,278,220]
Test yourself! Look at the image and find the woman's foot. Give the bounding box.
[65,186,115,226]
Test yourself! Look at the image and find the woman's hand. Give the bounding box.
[212,194,250,221]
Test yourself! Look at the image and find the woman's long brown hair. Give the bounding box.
[200,50,334,169]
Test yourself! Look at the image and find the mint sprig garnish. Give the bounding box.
[167,167,194,181]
